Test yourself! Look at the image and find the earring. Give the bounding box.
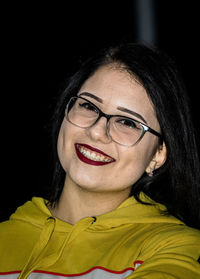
[148,160,157,177]
[149,167,154,177]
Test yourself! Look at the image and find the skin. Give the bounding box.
[51,64,166,224]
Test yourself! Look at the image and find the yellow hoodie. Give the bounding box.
[0,194,200,279]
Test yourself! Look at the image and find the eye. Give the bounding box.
[116,118,141,130]
[79,102,99,113]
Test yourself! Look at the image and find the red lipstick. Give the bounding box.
[75,143,115,166]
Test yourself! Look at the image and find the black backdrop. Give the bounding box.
[1,1,199,221]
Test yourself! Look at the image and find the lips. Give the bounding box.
[75,143,115,166]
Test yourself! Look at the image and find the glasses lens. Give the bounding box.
[66,97,99,128]
[110,116,144,146]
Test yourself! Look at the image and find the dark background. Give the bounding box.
[1,1,199,221]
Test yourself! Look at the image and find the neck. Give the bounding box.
[50,175,131,225]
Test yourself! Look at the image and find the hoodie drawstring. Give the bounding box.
[36,217,96,270]
[18,216,95,279]
[18,217,56,279]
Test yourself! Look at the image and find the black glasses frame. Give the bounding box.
[66,96,162,146]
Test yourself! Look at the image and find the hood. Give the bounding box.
[10,193,184,231]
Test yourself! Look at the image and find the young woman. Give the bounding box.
[0,43,200,278]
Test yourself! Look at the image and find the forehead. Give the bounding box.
[79,65,155,112]
[80,65,145,99]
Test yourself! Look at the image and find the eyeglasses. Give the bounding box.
[65,96,162,147]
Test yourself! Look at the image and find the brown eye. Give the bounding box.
[79,102,98,112]
[116,118,140,130]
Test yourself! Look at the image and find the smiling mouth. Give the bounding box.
[75,143,115,165]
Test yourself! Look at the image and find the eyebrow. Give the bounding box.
[117,107,147,124]
[79,92,103,103]
[79,92,147,124]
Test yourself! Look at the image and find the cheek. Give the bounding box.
[57,121,73,171]
[115,143,155,184]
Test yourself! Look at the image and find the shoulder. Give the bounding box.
[145,222,200,245]
[140,223,200,260]
[0,197,48,243]
[0,198,47,267]
[132,223,200,278]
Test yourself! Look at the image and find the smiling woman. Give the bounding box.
[0,42,200,278]
[55,64,165,214]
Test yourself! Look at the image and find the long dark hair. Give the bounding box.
[48,42,200,230]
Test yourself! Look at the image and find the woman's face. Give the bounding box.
[57,65,163,195]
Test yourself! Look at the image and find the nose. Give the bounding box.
[86,116,112,144]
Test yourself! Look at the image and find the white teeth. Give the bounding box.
[78,146,112,162]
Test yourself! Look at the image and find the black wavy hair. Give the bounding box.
[48,42,200,230]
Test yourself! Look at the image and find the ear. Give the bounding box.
[145,142,167,175]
